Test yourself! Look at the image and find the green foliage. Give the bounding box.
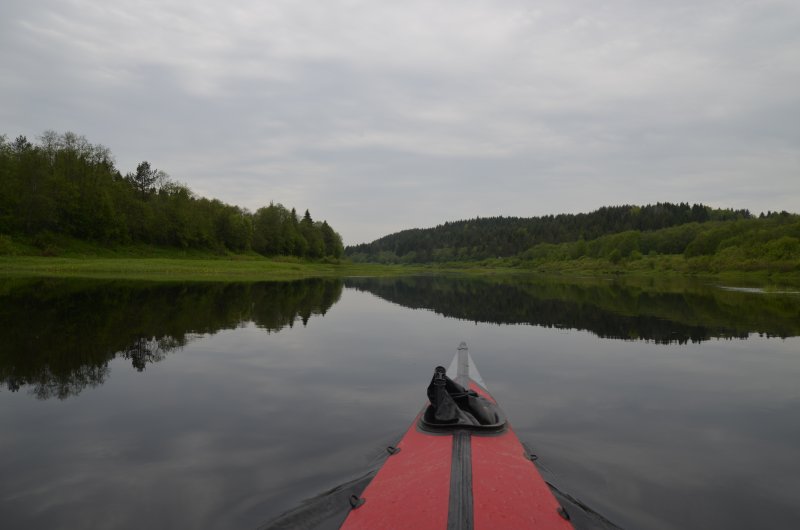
[764,237,800,260]
[513,215,800,275]
[320,220,344,258]
[252,203,291,255]
[346,199,797,275]
[299,210,324,259]
[347,202,752,263]
[0,234,15,255]
[0,131,344,260]
[125,160,165,200]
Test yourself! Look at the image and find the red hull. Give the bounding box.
[341,347,573,530]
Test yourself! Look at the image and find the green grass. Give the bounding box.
[4,254,798,288]
[0,234,428,281]
[0,256,434,282]
[517,255,800,288]
[1,249,796,285]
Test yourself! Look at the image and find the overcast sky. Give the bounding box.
[2,0,798,244]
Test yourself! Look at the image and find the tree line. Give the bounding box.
[521,212,800,268]
[0,131,343,258]
[346,203,760,263]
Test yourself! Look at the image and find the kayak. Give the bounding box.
[340,343,574,530]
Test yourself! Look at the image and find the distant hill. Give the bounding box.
[346,203,754,263]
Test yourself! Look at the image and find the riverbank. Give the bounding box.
[0,255,430,282]
[556,260,800,288]
[436,253,800,288]
[4,228,799,285]
[3,254,800,288]
[0,236,427,281]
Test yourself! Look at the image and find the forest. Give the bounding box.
[346,203,800,272]
[0,132,343,258]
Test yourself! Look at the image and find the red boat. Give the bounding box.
[340,343,574,530]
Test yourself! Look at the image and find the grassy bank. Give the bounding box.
[0,235,427,281]
[0,255,432,282]
[2,235,798,286]
[3,254,799,288]
[496,254,800,288]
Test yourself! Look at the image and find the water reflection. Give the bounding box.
[346,276,800,343]
[0,278,342,399]
[1,275,799,529]
[3,275,799,401]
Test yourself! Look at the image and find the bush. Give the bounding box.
[763,237,800,261]
[0,234,15,255]
[32,231,62,256]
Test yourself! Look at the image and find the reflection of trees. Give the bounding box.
[0,278,342,399]
[6,364,110,400]
[345,276,800,343]
[122,336,184,372]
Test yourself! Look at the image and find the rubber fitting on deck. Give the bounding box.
[349,494,365,509]
[557,506,570,521]
[386,445,401,455]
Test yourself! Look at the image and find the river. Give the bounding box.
[1,275,798,529]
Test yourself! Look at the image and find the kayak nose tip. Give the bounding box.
[434,365,447,374]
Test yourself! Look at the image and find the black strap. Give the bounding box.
[447,431,473,530]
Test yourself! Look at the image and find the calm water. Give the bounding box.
[1,275,799,529]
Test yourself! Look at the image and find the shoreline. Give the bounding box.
[2,255,799,287]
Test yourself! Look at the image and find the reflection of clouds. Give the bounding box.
[3,286,799,529]
[0,286,456,528]
[492,328,800,530]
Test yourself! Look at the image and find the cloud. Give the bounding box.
[2,0,798,244]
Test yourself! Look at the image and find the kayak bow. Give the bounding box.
[341,343,574,530]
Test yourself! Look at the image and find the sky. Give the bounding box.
[1,0,798,245]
